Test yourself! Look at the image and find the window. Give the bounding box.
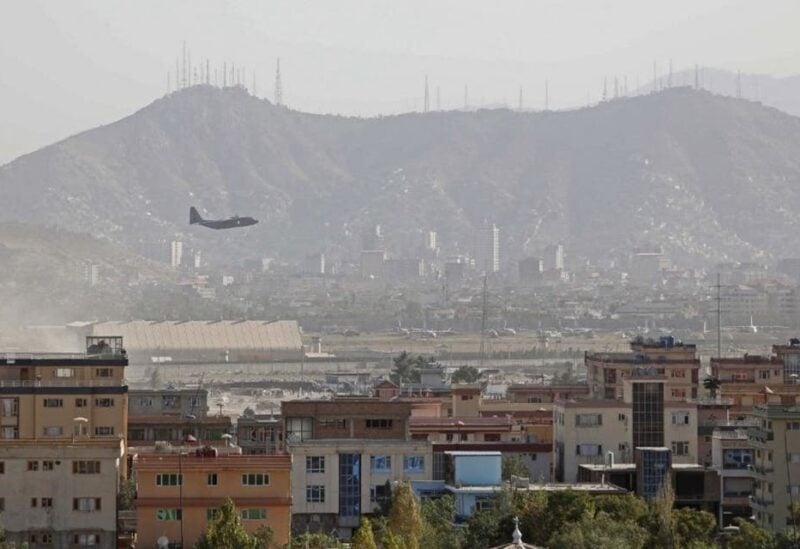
[156,473,182,486]
[484,433,501,442]
[31,498,37,507]
[306,456,326,474]
[207,473,218,486]
[94,398,114,408]
[74,534,100,546]
[41,497,53,508]
[576,444,602,456]
[242,473,270,486]
[671,369,686,378]
[366,419,393,429]
[241,508,267,520]
[43,399,63,408]
[27,461,39,471]
[156,508,181,521]
[73,498,101,512]
[2,426,19,440]
[460,395,473,401]
[474,496,493,512]
[73,461,101,474]
[55,368,73,378]
[0,498,4,512]
[42,460,54,471]
[618,413,627,422]
[759,370,770,380]
[306,485,325,503]
[788,422,800,431]
[788,485,800,496]
[370,455,392,473]
[0,462,4,474]
[75,398,88,408]
[671,441,690,456]
[319,419,347,429]
[206,508,219,520]
[403,455,425,473]
[94,426,114,436]
[30,533,52,544]
[95,368,113,378]
[671,388,687,399]
[790,454,800,463]
[138,398,153,407]
[371,483,390,504]
[671,412,690,425]
[575,414,602,427]
[0,398,18,417]
[43,426,63,437]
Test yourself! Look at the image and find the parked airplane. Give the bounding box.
[190,207,258,229]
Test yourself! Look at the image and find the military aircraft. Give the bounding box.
[190,207,258,230]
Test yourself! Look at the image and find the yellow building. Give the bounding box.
[134,449,292,547]
[0,336,128,549]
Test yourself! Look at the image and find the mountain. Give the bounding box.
[640,67,800,119]
[3,85,800,269]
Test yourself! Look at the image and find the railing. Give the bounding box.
[690,397,735,406]
[723,491,752,498]
[748,428,774,443]
[0,351,125,361]
[0,380,124,388]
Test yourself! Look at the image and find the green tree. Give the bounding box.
[352,517,377,549]
[703,377,721,399]
[724,518,777,549]
[387,482,423,549]
[390,352,436,384]
[593,493,648,523]
[643,486,676,549]
[288,533,342,549]
[253,525,275,549]
[451,365,480,384]
[502,454,530,481]
[524,490,595,545]
[421,495,460,549]
[547,511,648,549]
[462,489,515,548]
[194,498,257,549]
[117,477,136,511]
[673,507,716,548]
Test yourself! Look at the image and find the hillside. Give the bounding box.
[3,85,800,268]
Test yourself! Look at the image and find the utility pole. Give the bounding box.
[423,75,429,113]
[715,273,722,359]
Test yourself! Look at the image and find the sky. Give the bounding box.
[0,0,799,164]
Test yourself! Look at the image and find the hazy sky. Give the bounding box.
[1,0,799,164]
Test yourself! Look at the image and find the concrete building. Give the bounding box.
[134,448,292,548]
[476,222,500,274]
[0,336,129,548]
[236,412,284,455]
[282,398,432,538]
[586,336,700,400]
[127,415,232,447]
[554,376,698,482]
[129,387,209,418]
[711,429,753,526]
[748,405,800,533]
[170,240,183,269]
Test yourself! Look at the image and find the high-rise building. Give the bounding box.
[475,222,500,274]
[543,244,564,271]
[170,240,183,268]
[423,231,437,252]
[0,336,129,548]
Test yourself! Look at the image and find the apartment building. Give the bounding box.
[711,429,753,526]
[586,336,699,400]
[129,387,209,418]
[0,336,128,548]
[134,448,292,548]
[236,412,284,455]
[748,405,800,533]
[554,375,698,482]
[282,398,432,538]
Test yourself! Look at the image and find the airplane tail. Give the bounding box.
[189,207,203,224]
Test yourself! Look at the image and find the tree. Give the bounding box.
[673,507,716,548]
[253,525,275,549]
[352,517,377,549]
[387,482,423,549]
[117,478,136,511]
[703,377,721,399]
[390,351,434,384]
[593,494,648,524]
[194,498,257,549]
[502,454,530,481]
[149,367,163,389]
[288,533,342,548]
[725,518,777,549]
[643,486,676,549]
[547,511,648,549]
[451,365,480,384]
[421,495,460,549]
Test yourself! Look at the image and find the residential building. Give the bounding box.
[0,336,128,548]
[748,405,800,533]
[476,222,500,274]
[554,376,698,482]
[127,415,232,447]
[134,447,292,547]
[282,398,432,538]
[236,413,284,455]
[129,388,209,418]
[586,336,700,399]
[711,429,753,526]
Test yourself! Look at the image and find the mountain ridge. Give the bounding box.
[3,85,800,269]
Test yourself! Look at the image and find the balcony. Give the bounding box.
[748,428,773,444]
[749,464,774,477]
[749,495,774,508]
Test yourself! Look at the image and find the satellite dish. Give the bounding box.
[157,536,170,549]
